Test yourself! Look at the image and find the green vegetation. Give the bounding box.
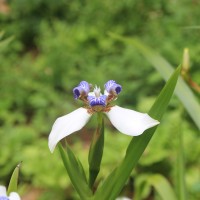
[0,1,199,199]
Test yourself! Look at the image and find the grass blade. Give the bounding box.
[176,112,187,200]
[7,163,21,194]
[147,174,178,200]
[58,144,92,199]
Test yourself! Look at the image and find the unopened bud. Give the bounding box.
[182,48,190,72]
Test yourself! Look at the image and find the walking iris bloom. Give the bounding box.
[0,186,20,200]
[48,80,159,152]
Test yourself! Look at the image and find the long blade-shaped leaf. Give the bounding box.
[109,33,200,130]
[176,118,187,200]
[134,174,178,200]
[147,174,178,200]
[7,163,21,194]
[58,144,92,199]
[93,65,181,200]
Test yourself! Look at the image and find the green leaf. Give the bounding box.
[58,144,92,200]
[88,113,104,188]
[7,163,21,194]
[109,33,200,130]
[134,174,152,200]
[93,65,181,200]
[176,111,187,200]
[147,174,178,200]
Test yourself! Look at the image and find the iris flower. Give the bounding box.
[49,80,159,152]
[0,186,20,200]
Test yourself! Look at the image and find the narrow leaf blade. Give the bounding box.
[176,121,187,200]
[7,163,21,194]
[147,174,178,200]
[58,144,92,199]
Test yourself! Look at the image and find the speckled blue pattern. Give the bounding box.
[87,95,107,106]
[104,80,122,94]
[73,81,90,99]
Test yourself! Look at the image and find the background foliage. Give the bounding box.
[0,0,199,199]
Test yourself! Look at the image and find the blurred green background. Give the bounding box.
[0,0,199,199]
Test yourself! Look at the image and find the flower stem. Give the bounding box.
[88,112,104,189]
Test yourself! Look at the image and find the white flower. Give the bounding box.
[48,80,159,152]
[116,197,132,200]
[0,186,20,200]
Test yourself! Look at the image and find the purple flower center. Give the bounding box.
[88,95,107,107]
[72,80,121,112]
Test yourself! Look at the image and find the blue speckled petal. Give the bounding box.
[88,95,107,107]
[104,80,122,95]
[79,81,90,93]
[73,81,90,99]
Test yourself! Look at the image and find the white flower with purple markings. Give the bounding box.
[48,80,159,152]
[0,186,20,200]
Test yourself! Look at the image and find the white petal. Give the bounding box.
[0,185,7,196]
[116,197,131,200]
[106,106,159,136]
[9,192,21,200]
[48,108,91,152]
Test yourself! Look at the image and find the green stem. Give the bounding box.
[88,112,104,189]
